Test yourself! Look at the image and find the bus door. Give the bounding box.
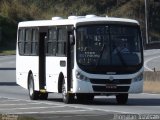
[39,27,47,90]
[67,31,74,92]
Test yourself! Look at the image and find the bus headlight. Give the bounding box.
[132,73,143,82]
[76,71,90,82]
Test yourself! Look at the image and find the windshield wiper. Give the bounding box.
[115,47,127,66]
[96,44,106,66]
[96,43,127,67]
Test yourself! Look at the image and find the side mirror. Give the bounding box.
[69,34,75,45]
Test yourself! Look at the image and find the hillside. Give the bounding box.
[0,0,159,50]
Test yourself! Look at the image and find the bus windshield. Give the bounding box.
[76,24,143,74]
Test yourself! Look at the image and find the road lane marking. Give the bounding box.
[9,109,93,114]
[0,98,122,114]
[0,97,73,107]
[144,55,160,71]
[0,99,22,102]
[0,97,133,114]
[0,106,65,110]
[141,93,160,96]
[0,103,44,106]
[3,95,159,114]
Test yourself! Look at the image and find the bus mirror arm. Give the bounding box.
[69,34,75,46]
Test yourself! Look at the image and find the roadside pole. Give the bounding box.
[0,27,1,43]
[145,0,149,44]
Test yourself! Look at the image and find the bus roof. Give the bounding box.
[18,15,139,28]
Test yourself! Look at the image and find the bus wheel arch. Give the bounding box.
[58,72,64,93]
[27,70,33,89]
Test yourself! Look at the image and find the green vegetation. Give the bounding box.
[18,116,37,120]
[0,50,16,55]
[0,114,37,120]
[0,0,160,53]
[0,15,17,50]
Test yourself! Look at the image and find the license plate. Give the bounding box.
[106,84,117,89]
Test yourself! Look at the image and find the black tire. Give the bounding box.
[62,79,74,104]
[39,92,48,100]
[116,94,128,105]
[77,94,94,103]
[28,74,39,100]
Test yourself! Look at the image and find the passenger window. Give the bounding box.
[18,29,25,55]
[24,29,32,55]
[47,28,57,56]
[57,28,67,56]
[31,29,39,55]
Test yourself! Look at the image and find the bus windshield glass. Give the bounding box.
[76,24,143,73]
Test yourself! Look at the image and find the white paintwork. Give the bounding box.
[46,57,67,92]
[18,15,139,28]
[72,66,144,93]
[16,55,39,90]
[16,15,142,95]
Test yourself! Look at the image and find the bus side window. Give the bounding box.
[57,28,67,56]
[47,28,57,56]
[31,29,39,55]
[18,29,25,55]
[24,28,32,55]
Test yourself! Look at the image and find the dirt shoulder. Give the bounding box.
[144,71,160,93]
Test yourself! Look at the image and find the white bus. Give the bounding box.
[16,15,143,104]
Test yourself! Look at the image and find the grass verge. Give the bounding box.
[144,81,160,93]
[0,50,16,55]
[18,116,37,120]
[0,114,37,120]
[144,71,160,93]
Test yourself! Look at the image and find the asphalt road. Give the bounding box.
[0,50,160,120]
[144,49,160,71]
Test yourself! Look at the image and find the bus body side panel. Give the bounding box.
[46,57,67,92]
[16,54,39,91]
[16,54,28,89]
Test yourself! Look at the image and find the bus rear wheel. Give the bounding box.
[39,92,48,100]
[28,74,39,100]
[116,93,128,105]
[62,79,74,104]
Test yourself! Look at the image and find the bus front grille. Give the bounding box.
[90,79,131,84]
[90,79,131,92]
[92,85,130,92]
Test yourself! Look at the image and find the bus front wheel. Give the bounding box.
[62,79,74,104]
[116,93,128,105]
[28,74,39,100]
